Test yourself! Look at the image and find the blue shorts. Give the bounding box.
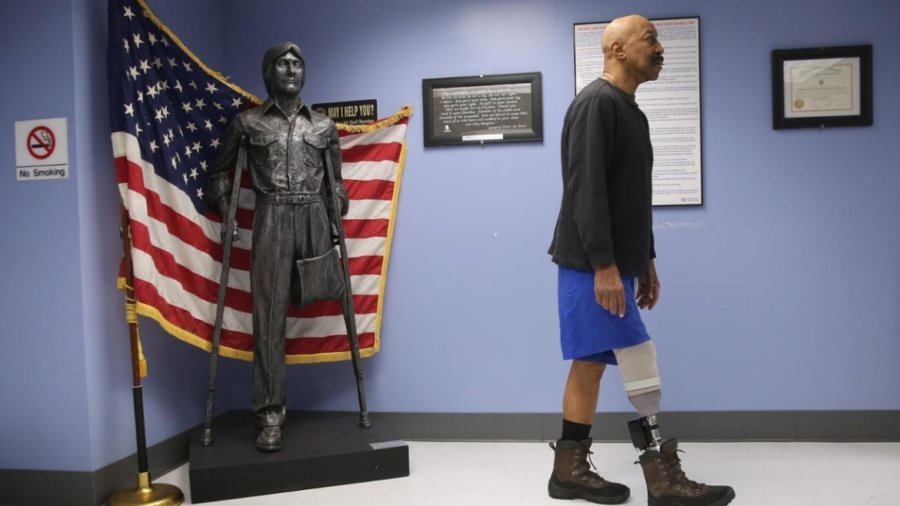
[558,266,651,364]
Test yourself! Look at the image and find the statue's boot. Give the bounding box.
[256,426,282,452]
[548,439,630,504]
[638,439,735,506]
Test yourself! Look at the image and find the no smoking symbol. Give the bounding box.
[27,126,56,160]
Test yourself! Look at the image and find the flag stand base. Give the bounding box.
[189,410,408,503]
[108,472,184,506]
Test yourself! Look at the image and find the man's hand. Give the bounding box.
[594,264,626,318]
[636,259,660,310]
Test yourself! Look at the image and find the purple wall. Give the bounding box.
[0,0,91,471]
[0,0,229,472]
[221,0,900,413]
[0,0,898,473]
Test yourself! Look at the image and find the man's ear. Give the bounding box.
[609,40,626,61]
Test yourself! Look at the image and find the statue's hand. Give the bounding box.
[335,185,350,216]
[216,197,231,217]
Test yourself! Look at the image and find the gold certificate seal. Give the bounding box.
[794,99,805,110]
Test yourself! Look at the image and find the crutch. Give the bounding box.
[324,146,371,429]
[200,140,247,446]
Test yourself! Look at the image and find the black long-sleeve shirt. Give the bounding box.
[549,78,655,278]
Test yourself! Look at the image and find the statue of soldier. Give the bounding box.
[206,42,349,452]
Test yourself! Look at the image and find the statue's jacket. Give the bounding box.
[206,98,344,205]
[205,98,347,309]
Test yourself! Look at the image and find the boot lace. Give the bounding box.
[551,441,605,484]
[635,448,707,493]
[664,450,706,491]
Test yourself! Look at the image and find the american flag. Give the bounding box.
[108,0,410,364]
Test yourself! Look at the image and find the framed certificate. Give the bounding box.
[772,45,872,129]
[422,72,543,147]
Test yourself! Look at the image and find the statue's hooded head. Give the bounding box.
[262,42,306,96]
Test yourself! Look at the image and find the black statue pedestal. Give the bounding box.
[188,411,409,503]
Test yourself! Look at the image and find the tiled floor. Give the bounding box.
[156,441,900,505]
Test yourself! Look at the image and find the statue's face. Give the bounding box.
[270,52,304,96]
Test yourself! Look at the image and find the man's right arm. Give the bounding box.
[568,96,616,268]
[567,96,625,316]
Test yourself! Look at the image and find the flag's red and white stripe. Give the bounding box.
[115,111,410,363]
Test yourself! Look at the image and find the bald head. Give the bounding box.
[602,15,653,61]
[599,14,664,93]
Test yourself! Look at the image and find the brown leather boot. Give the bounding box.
[548,439,630,504]
[638,439,735,506]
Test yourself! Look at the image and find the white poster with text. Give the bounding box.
[574,18,702,206]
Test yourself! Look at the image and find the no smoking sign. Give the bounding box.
[15,117,69,181]
[27,126,56,160]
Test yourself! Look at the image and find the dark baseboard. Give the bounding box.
[0,429,189,506]
[92,429,190,505]
[1,410,897,505]
[375,410,900,442]
[0,469,95,506]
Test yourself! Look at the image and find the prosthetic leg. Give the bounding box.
[617,343,735,506]
[627,414,663,451]
[629,415,735,506]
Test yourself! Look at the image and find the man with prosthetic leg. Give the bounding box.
[548,14,734,506]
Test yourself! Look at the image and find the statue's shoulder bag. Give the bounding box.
[295,247,345,307]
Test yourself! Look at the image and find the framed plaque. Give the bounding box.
[422,72,543,147]
[772,45,872,129]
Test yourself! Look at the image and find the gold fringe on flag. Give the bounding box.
[124,290,149,378]
[336,106,413,133]
[135,0,261,105]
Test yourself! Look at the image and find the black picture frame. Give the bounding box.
[422,72,543,147]
[772,44,872,129]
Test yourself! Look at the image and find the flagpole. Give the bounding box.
[108,206,184,506]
